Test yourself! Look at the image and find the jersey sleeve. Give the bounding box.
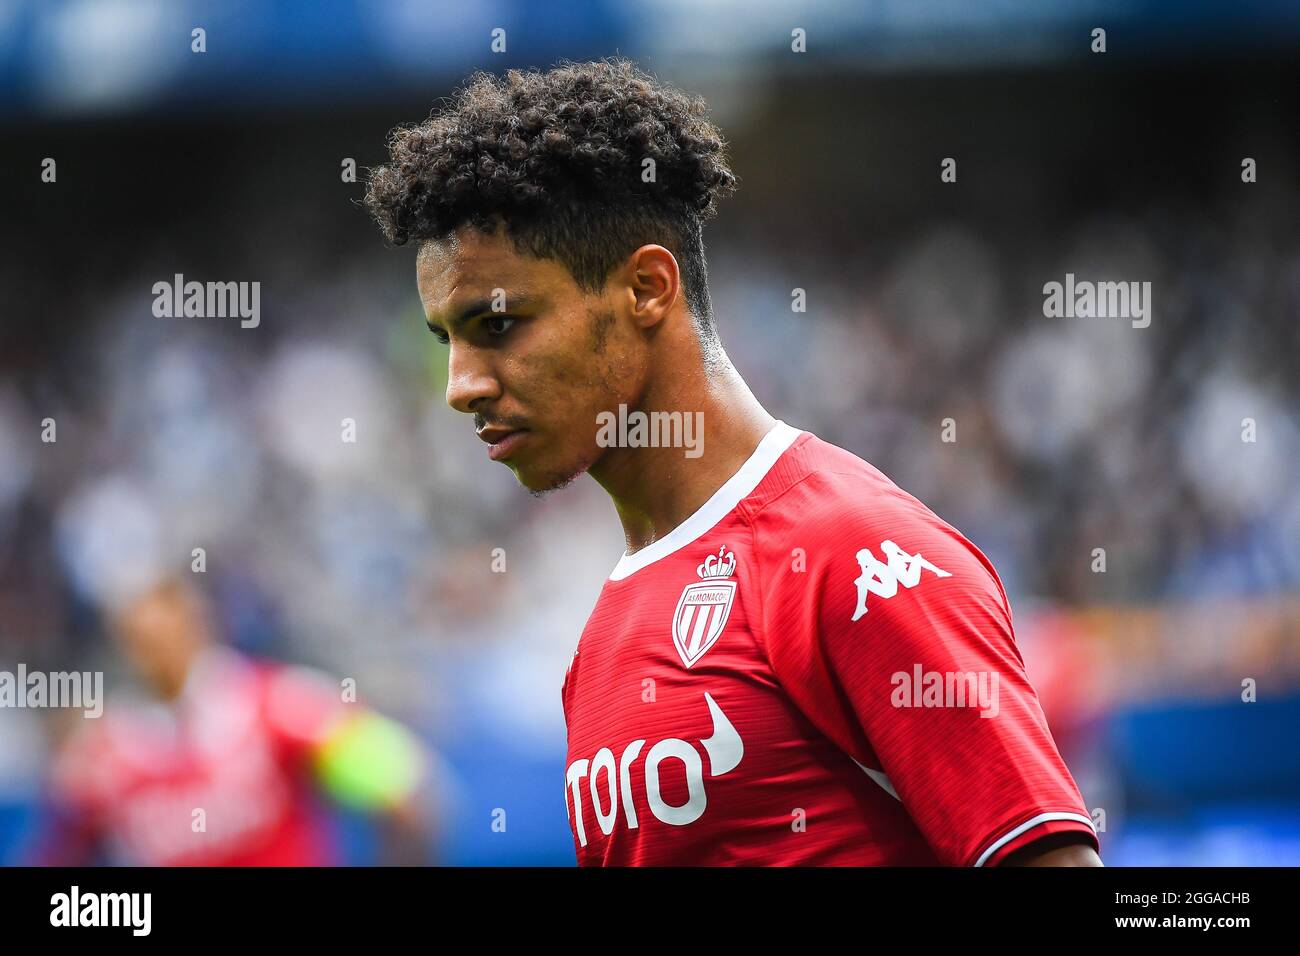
[262,665,426,811]
[262,664,350,755]
[750,472,1098,866]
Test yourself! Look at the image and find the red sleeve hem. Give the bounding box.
[971,812,1099,867]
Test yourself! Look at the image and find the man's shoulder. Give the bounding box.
[742,426,1009,619]
[744,428,946,541]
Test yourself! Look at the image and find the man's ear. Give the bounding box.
[623,244,680,330]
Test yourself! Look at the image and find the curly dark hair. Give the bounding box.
[365,57,738,334]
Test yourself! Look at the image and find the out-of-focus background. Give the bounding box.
[2,0,1299,865]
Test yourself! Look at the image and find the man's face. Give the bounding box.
[417,224,647,493]
[112,583,207,699]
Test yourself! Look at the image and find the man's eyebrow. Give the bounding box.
[428,294,537,333]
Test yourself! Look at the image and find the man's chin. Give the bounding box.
[512,456,593,498]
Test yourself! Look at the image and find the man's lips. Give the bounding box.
[477,426,529,462]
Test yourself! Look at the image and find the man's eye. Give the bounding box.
[429,328,450,345]
[485,315,516,337]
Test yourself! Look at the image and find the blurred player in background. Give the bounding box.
[33,577,435,866]
[367,58,1102,866]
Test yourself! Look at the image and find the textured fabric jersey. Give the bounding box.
[561,422,1098,866]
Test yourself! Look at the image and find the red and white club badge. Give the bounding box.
[672,545,737,668]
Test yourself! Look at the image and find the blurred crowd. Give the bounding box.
[712,199,1300,607]
[5,195,1297,709]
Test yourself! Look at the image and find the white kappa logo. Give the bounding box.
[851,539,952,621]
[671,546,737,668]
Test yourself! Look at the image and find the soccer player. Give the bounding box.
[35,578,433,866]
[366,58,1102,866]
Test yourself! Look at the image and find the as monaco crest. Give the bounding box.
[672,546,737,668]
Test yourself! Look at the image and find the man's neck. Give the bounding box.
[589,354,775,556]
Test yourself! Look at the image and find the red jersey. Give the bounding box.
[561,422,1098,866]
[43,648,345,866]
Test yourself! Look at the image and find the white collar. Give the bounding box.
[608,420,803,581]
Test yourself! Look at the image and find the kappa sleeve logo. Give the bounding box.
[850,539,952,621]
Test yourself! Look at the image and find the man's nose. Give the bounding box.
[445,343,502,414]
